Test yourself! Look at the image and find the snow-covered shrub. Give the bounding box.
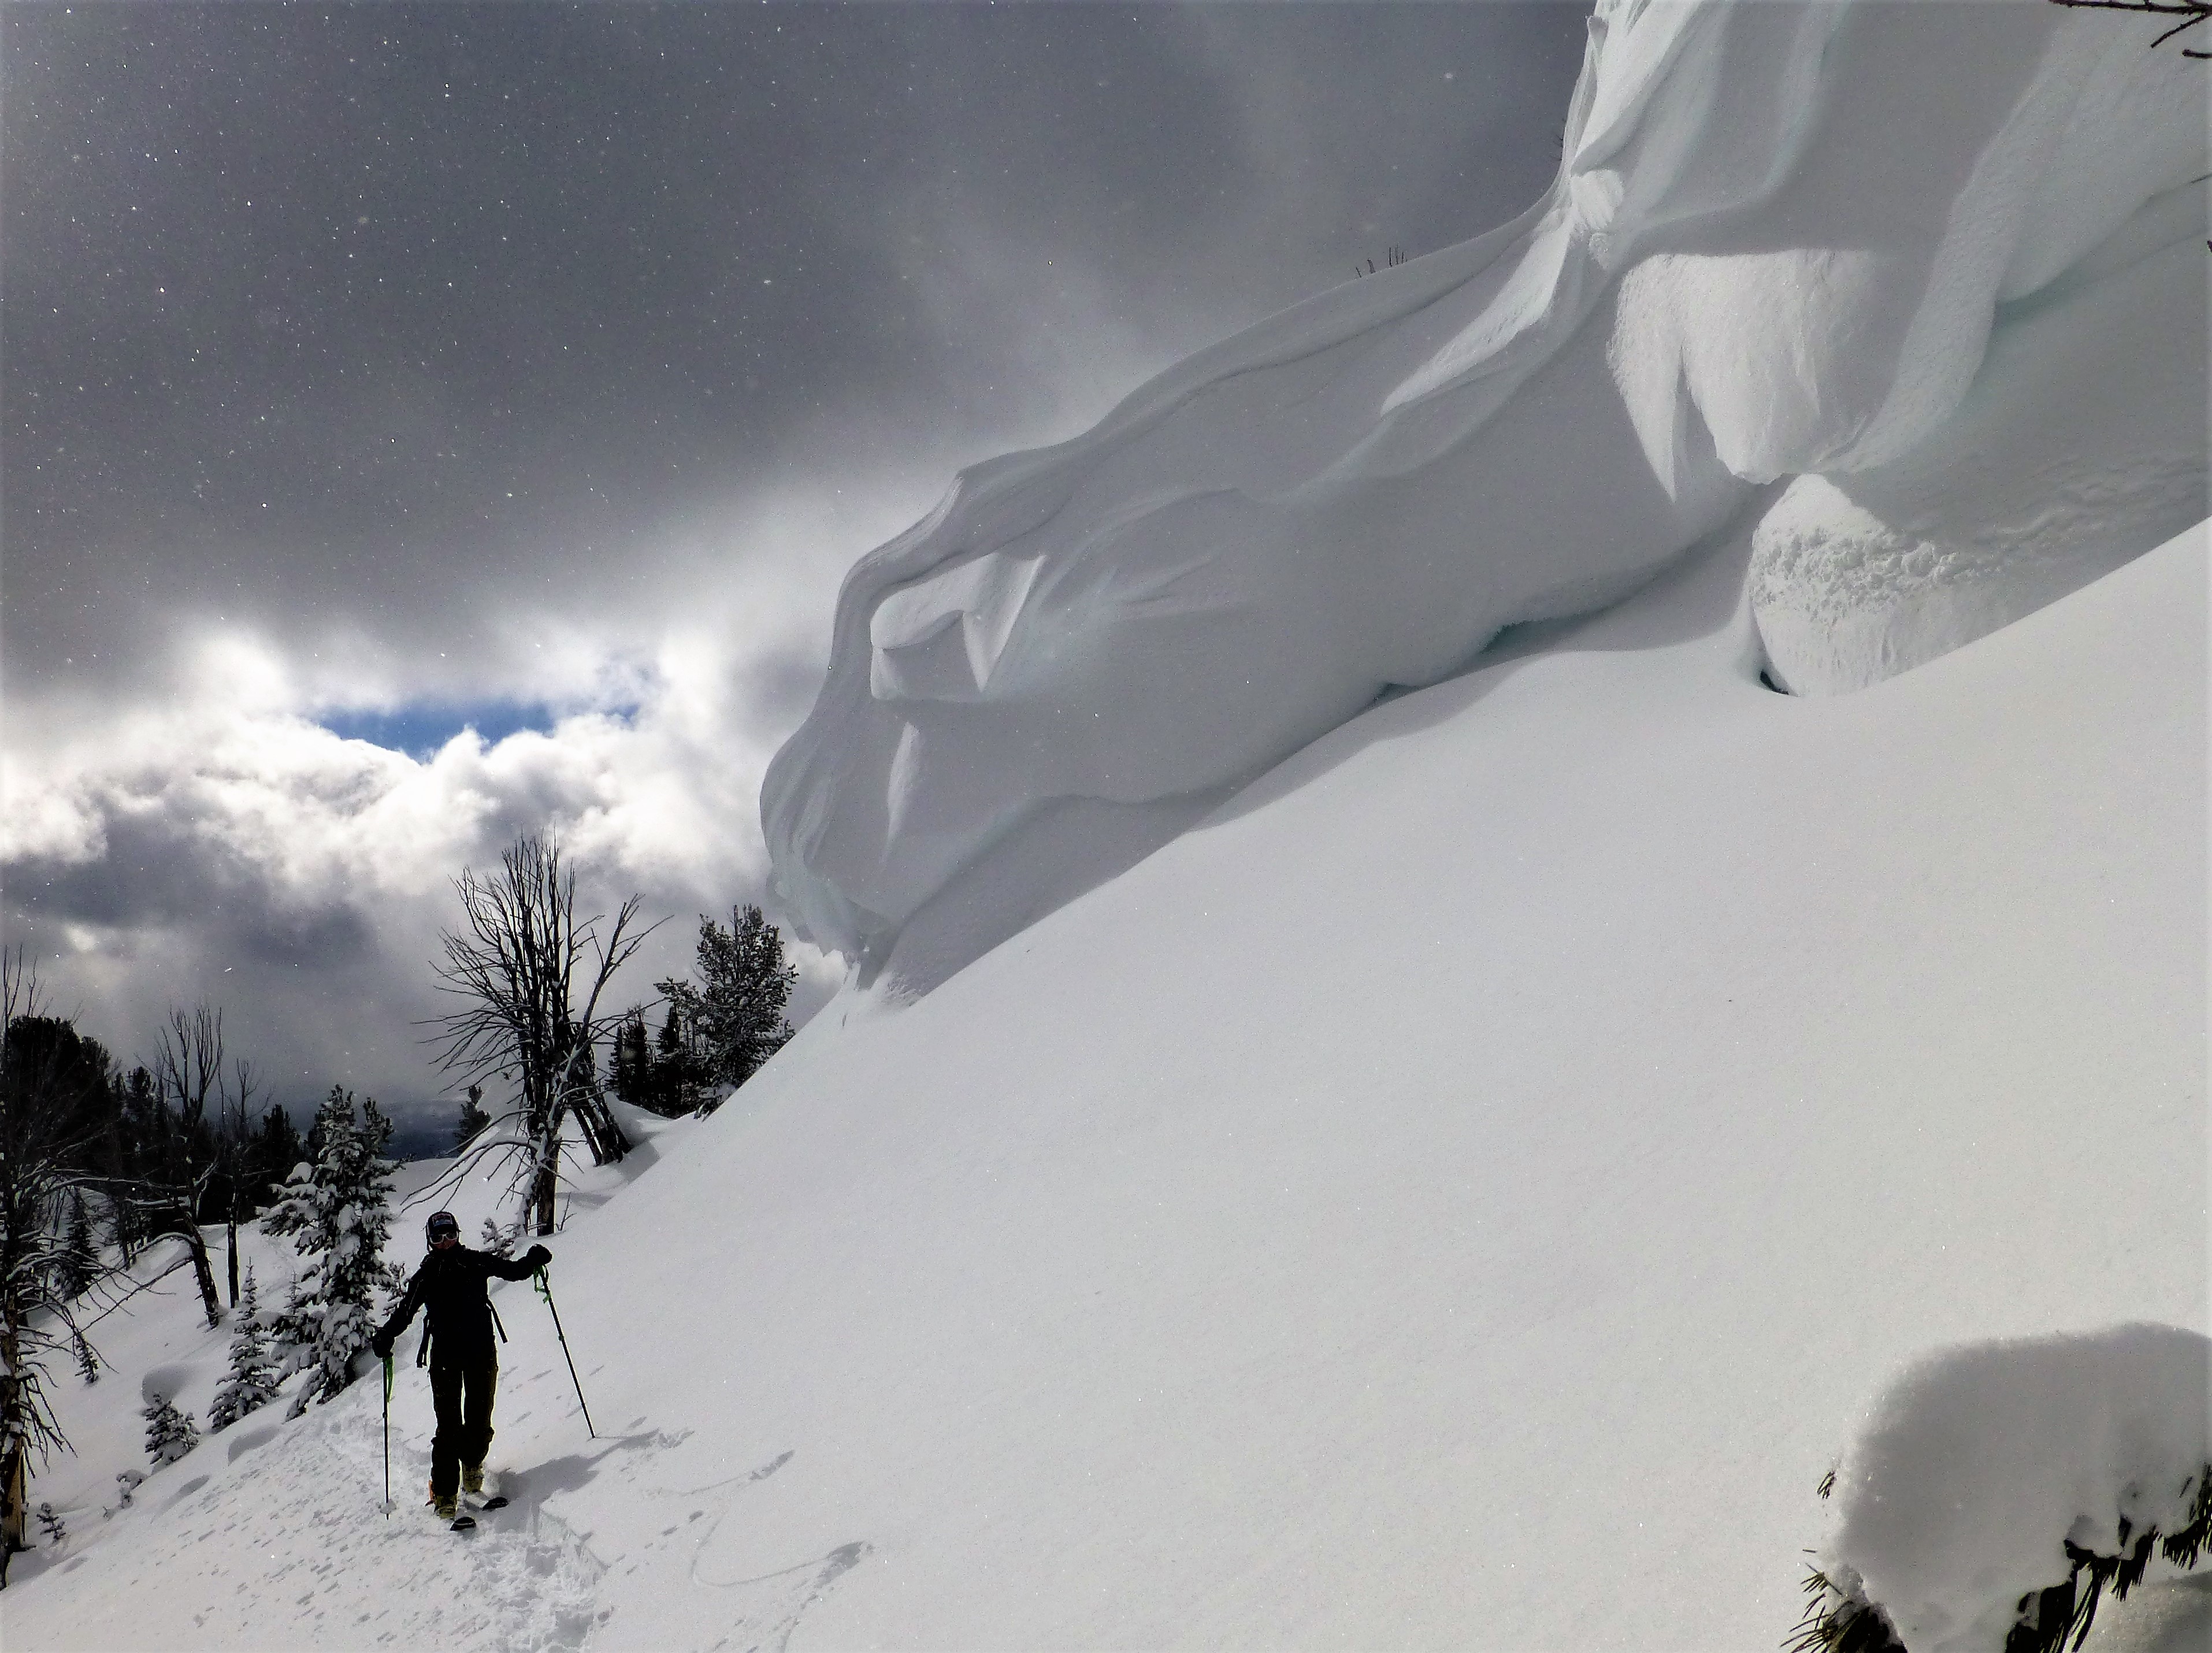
[71,1325,99,1385]
[206,1266,281,1430]
[33,1500,64,1549]
[261,1087,404,1414]
[478,1214,522,1258]
[1792,1325,2212,1653]
[109,1468,143,1511]
[142,1394,198,1467]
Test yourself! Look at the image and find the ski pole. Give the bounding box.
[533,1267,596,1438]
[381,1354,394,1517]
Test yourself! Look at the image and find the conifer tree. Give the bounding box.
[206,1267,280,1430]
[50,1191,98,1303]
[248,1104,305,1206]
[141,1394,197,1466]
[452,1084,491,1152]
[609,1013,656,1111]
[260,1088,403,1414]
[648,904,799,1115]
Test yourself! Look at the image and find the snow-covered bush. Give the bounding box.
[260,1087,403,1414]
[478,1214,521,1258]
[142,1393,198,1467]
[206,1266,281,1430]
[32,1500,64,1549]
[1792,1325,2212,1653]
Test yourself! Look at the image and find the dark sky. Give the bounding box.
[3,1,1589,1123]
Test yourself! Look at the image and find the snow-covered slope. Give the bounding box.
[762,0,2205,995]
[10,519,2203,1650]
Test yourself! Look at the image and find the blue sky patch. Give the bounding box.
[318,700,558,759]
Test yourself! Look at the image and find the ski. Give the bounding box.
[467,1495,509,1512]
[450,1513,477,1533]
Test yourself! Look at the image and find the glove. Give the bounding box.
[371,1332,392,1361]
[524,1244,550,1271]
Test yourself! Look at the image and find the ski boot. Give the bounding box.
[431,1482,473,1530]
[461,1462,509,1511]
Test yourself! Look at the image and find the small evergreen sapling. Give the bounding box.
[72,1325,99,1385]
[33,1500,64,1550]
[142,1395,198,1467]
[206,1266,281,1430]
[261,1087,405,1415]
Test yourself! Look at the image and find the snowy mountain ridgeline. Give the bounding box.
[9,3,2209,1650]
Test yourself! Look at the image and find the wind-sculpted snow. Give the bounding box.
[764,0,2207,988]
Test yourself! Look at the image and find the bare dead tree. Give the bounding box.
[1,954,114,1584]
[216,1057,258,1307]
[146,1005,227,1328]
[2051,0,2211,56]
[427,836,650,1235]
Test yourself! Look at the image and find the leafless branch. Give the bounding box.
[2050,0,2211,55]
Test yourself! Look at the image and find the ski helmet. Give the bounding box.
[425,1210,461,1246]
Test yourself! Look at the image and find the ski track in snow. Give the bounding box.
[692,1537,873,1653]
[98,1404,611,1651]
[629,1447,873,1653]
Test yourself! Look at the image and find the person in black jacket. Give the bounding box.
[373,1209,547,1521]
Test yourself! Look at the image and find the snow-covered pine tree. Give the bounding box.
[70,1326,98,1385]
[206,1266,280,1430]
[259,1087,404,1415]
[33,1499,64,1549]
[141,1394,197,1466]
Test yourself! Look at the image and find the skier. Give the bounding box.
[372,1210,548,1524]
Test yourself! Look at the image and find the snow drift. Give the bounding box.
[763,0,2207,993]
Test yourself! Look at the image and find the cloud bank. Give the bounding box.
[3,3,1587,1114]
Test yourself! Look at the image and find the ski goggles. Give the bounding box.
[425,1211,462,1244]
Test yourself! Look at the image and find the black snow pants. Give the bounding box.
[428,1361,496,1498]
